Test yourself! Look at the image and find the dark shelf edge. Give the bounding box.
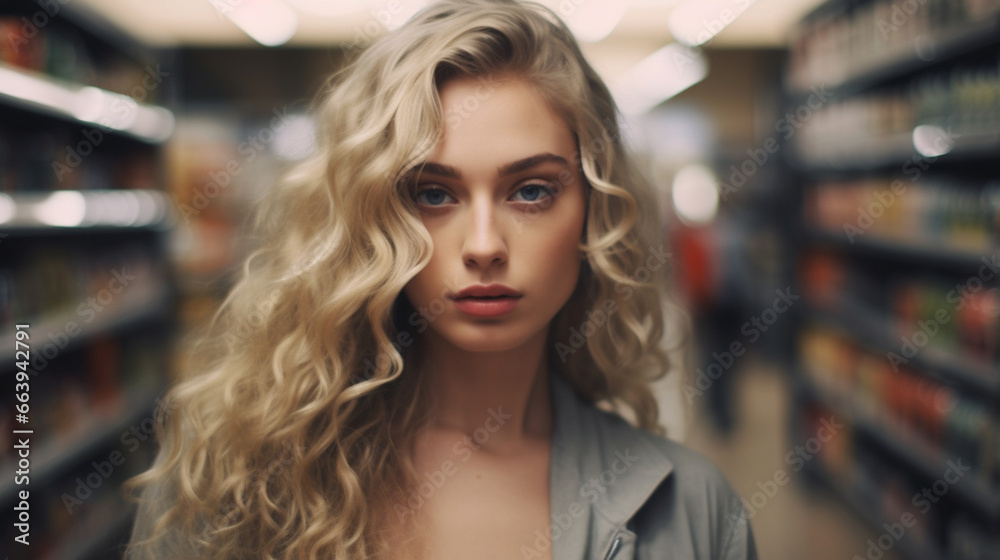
[799,376,1000,520]
[802,460,944,560]
[802,299,1000,396]
[803,227,995,271]
[0,285,174,366]
[0,385,165,505]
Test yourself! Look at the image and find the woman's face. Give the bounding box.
[402,73,587,354]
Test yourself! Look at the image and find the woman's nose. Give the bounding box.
[461,197,508,268]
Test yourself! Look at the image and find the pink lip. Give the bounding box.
[447,284,522,318]
[452,296,520,317]
[449,283,523,299]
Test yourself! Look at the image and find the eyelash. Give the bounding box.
[414,182,559,208]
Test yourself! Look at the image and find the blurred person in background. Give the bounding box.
[672,202,754,437]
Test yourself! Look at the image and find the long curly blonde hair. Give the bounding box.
[123,1,681,558]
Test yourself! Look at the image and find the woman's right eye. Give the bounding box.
[415,187,455,206]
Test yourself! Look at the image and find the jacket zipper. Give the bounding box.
[603,535,622,560]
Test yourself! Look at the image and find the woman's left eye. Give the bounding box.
[511,183,557,203]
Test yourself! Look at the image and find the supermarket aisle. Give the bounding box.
[680,357,902,560]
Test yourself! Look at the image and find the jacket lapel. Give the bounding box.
[548,370,675,560]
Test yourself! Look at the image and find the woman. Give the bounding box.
[124,1,758,559]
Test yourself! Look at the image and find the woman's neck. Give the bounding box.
[411,329,554,452]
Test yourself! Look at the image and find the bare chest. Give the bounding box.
[387,436,554,560]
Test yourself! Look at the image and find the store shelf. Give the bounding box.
[0,4,176,557]
[0,384,165,505]
[804,227,995,271]
[788,11,1000,97]
[799,376,1000,520]
[0,62,174,144]
[0,189,175,233]
[804,300,1000,397]
[0,283,174,365]
[801,459,944,560]
[789,2,1000,556]
[792,127,1000,172]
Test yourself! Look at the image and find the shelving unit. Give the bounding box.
[786,0,1000,558]
[0,1,178,559]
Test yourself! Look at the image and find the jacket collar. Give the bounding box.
[548,370,675,559]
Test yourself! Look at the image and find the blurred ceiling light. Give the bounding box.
[540,0,630,42]
[0,193,13,225]
[33,191,87,227]
[284,0,373,17]
[273,114,317,160]
[668,0,758,46]
[609,43,708,116]
[912,124,955,158]
[638,106,714,164]
[671,163,719,225]
[215,0,298,46]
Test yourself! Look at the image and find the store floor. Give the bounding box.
[653,355,903,560]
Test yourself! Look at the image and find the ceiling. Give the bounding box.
[75,0,825,89]
[77,0,825,48]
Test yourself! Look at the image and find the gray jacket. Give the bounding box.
[544,370,759,560]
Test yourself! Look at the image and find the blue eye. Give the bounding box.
[414,182,558,208]
[415,188,454,206]
[512,183,557,203]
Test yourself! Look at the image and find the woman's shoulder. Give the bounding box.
[551,373,756,559]
[589,398,743,505]
[591,405,757,559]
[553,372,735,486]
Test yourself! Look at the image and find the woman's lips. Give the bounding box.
[452,295,521,317]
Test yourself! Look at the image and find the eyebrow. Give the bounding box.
[415,153,570,180]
